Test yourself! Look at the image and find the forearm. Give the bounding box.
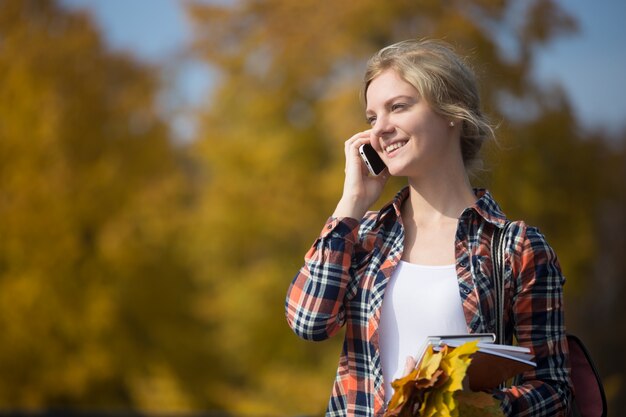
[285,216,361,341]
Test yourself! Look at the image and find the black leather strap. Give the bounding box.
[491,221,511,345]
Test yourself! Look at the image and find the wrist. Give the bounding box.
[332,196,368,220]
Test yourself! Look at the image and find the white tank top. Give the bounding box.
[379,261,468,403]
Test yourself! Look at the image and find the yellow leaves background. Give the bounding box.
[0,0,624,415]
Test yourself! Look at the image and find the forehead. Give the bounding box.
[365,69,418,109]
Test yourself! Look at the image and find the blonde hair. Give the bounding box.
[363,39,494,172]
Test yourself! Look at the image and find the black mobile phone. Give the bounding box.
[358,143,386,176]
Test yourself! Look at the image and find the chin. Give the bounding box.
[387,168,402,177]
[386,163,411,177]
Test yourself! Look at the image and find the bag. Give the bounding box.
[567,334,607,417]
[491,222,607,417]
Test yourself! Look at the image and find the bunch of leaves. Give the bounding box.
[385,341,504,417]
[455,392,506,417]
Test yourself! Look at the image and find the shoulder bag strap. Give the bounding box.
[491,221,511,345]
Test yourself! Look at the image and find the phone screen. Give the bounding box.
[359,143,386,176]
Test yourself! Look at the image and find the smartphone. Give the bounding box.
[358,143,386,176]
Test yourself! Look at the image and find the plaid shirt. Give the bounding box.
[286,187,572,417]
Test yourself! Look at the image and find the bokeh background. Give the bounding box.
[1,0,625,415]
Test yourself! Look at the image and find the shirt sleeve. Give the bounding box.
[499,222,574,417]
[285,216,363,341]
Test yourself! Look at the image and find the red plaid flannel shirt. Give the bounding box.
[286,188,572,417]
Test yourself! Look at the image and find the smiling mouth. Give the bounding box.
[385,141,408,154]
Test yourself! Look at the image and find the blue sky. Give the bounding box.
[60,0,626,139]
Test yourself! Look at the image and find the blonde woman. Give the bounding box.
[286,39,572,417]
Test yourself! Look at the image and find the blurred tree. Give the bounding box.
[0,0,215,411]
[5,0,621,415]
[185,0,625,415]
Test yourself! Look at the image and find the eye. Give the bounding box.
[366,115,377,126]
[391,103,406,112]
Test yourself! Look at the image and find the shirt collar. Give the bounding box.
[467,188,508,227]
[377,186,508,227]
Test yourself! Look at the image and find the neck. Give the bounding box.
[404,169,477,227]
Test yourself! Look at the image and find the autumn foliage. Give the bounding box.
[385,341,504,417]
[0,0,624,415]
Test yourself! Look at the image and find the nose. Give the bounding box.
[371,114,395,138]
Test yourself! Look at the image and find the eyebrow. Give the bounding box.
[365,95,416,115]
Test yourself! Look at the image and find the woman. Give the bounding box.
[285,39,572,417]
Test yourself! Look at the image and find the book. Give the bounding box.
[416,333,536,391]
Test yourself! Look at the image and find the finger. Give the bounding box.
[350,133,377,157]
[345,130,372,147]
[345,133,373,162]
[403,356,417,376]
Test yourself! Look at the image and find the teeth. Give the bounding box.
[385,141,407,153]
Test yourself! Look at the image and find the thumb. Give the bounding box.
[403,355,417,376]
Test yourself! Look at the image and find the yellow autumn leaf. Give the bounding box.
[423,389,447,417]
[385,341,481,417]
[387,346,444,413]
[387,373,415,413]
[417,346,444,380]
[456,392,506,417]
[440,341,479,392]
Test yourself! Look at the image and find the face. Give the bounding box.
[365,69,459,178]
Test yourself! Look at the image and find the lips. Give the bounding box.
[385,141,408,154]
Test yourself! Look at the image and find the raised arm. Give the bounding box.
[286,131,388,341]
